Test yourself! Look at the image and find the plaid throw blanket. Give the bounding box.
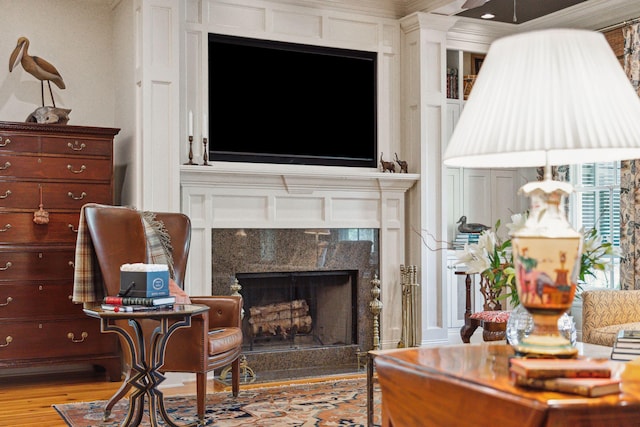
[72,204,174,306]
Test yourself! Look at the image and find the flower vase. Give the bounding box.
[506,304,576,348]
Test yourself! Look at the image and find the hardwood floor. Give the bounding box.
[0,370,210,427]
[0,368,362,426]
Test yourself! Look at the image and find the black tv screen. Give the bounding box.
[208,34,377,168]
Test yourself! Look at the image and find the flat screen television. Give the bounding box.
[208,33,377,168]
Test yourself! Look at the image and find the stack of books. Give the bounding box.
[446,67,458,99]
[509,358,620,397]
[101,295,176,312]
[611,329,640,362]
[452,233,480,250]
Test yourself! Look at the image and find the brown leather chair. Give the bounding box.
[83,205,243,421]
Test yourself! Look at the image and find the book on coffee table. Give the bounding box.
[509,358,611,379]
[611,350,640,362]
[615,330,640,344]
[513,376,621,397]
[611,330,640,361]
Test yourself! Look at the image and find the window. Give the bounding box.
[569,162,620,289]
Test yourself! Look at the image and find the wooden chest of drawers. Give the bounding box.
[0,121,121,381]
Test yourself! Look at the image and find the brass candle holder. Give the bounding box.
[202,137,210,166]
[184,136,195,165]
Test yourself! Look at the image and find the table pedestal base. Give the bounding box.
[100,315,197,427]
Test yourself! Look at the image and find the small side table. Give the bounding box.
[84,304,209,427]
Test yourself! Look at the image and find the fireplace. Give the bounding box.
[180,165,418,369]
[212,228,377,364]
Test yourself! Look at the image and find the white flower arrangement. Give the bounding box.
[456,213,618,305]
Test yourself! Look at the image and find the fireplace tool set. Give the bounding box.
[398,265,420,348]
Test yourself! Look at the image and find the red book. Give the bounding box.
[509,358,611,379]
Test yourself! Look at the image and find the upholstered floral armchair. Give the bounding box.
[582,289,640,346]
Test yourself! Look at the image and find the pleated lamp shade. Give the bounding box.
[443,29,640,169]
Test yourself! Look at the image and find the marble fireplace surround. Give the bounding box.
[180,163,418,352]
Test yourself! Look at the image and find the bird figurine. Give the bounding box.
[457,216,490,234]
[9,37,65,108]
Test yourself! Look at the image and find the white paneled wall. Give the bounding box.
[400,13,455,345]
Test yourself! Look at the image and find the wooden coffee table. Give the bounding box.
[374,343,640,427]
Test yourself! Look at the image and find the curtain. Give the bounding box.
[620,23,640,290]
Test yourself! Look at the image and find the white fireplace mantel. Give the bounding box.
[181,162,418,194]
[181,163,418,349]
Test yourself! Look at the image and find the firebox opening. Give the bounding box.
[237,270,358,352]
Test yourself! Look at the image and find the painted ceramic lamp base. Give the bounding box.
[511,179,582,359]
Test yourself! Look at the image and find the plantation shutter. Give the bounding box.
[572,161,620,287]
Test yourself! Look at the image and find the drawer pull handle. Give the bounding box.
[0,336,12,348]
[67,191,87,200]
[0,296,12,307]
[67,164,86,174]
[68,224,79,233]
[0,262,11,271]
[67,332,88,343]
[0,162,11,170]
[69,261,74,269]
[0,137,10,147]
[0,190,11,199]
[67,141,86,151]
[0,224,11,232]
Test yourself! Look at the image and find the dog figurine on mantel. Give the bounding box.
[394,153,408,173]
[380,152,396,173]
[26,106,71,124]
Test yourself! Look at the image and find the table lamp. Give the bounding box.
[444,29,640,357]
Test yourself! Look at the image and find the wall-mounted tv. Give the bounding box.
[208,33,377,168]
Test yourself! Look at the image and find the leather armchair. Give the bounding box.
[82,205,242,421]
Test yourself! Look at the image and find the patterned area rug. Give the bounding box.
[53,377,381,426]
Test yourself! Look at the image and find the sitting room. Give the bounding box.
[2,0,640,426]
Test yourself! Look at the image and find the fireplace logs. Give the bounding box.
[249,299,312,339]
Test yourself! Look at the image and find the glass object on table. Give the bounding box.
[506,303,577,348]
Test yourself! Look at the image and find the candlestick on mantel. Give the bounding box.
[202,137,210,166]
[188,110,193,137]
[184,135,195,165]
